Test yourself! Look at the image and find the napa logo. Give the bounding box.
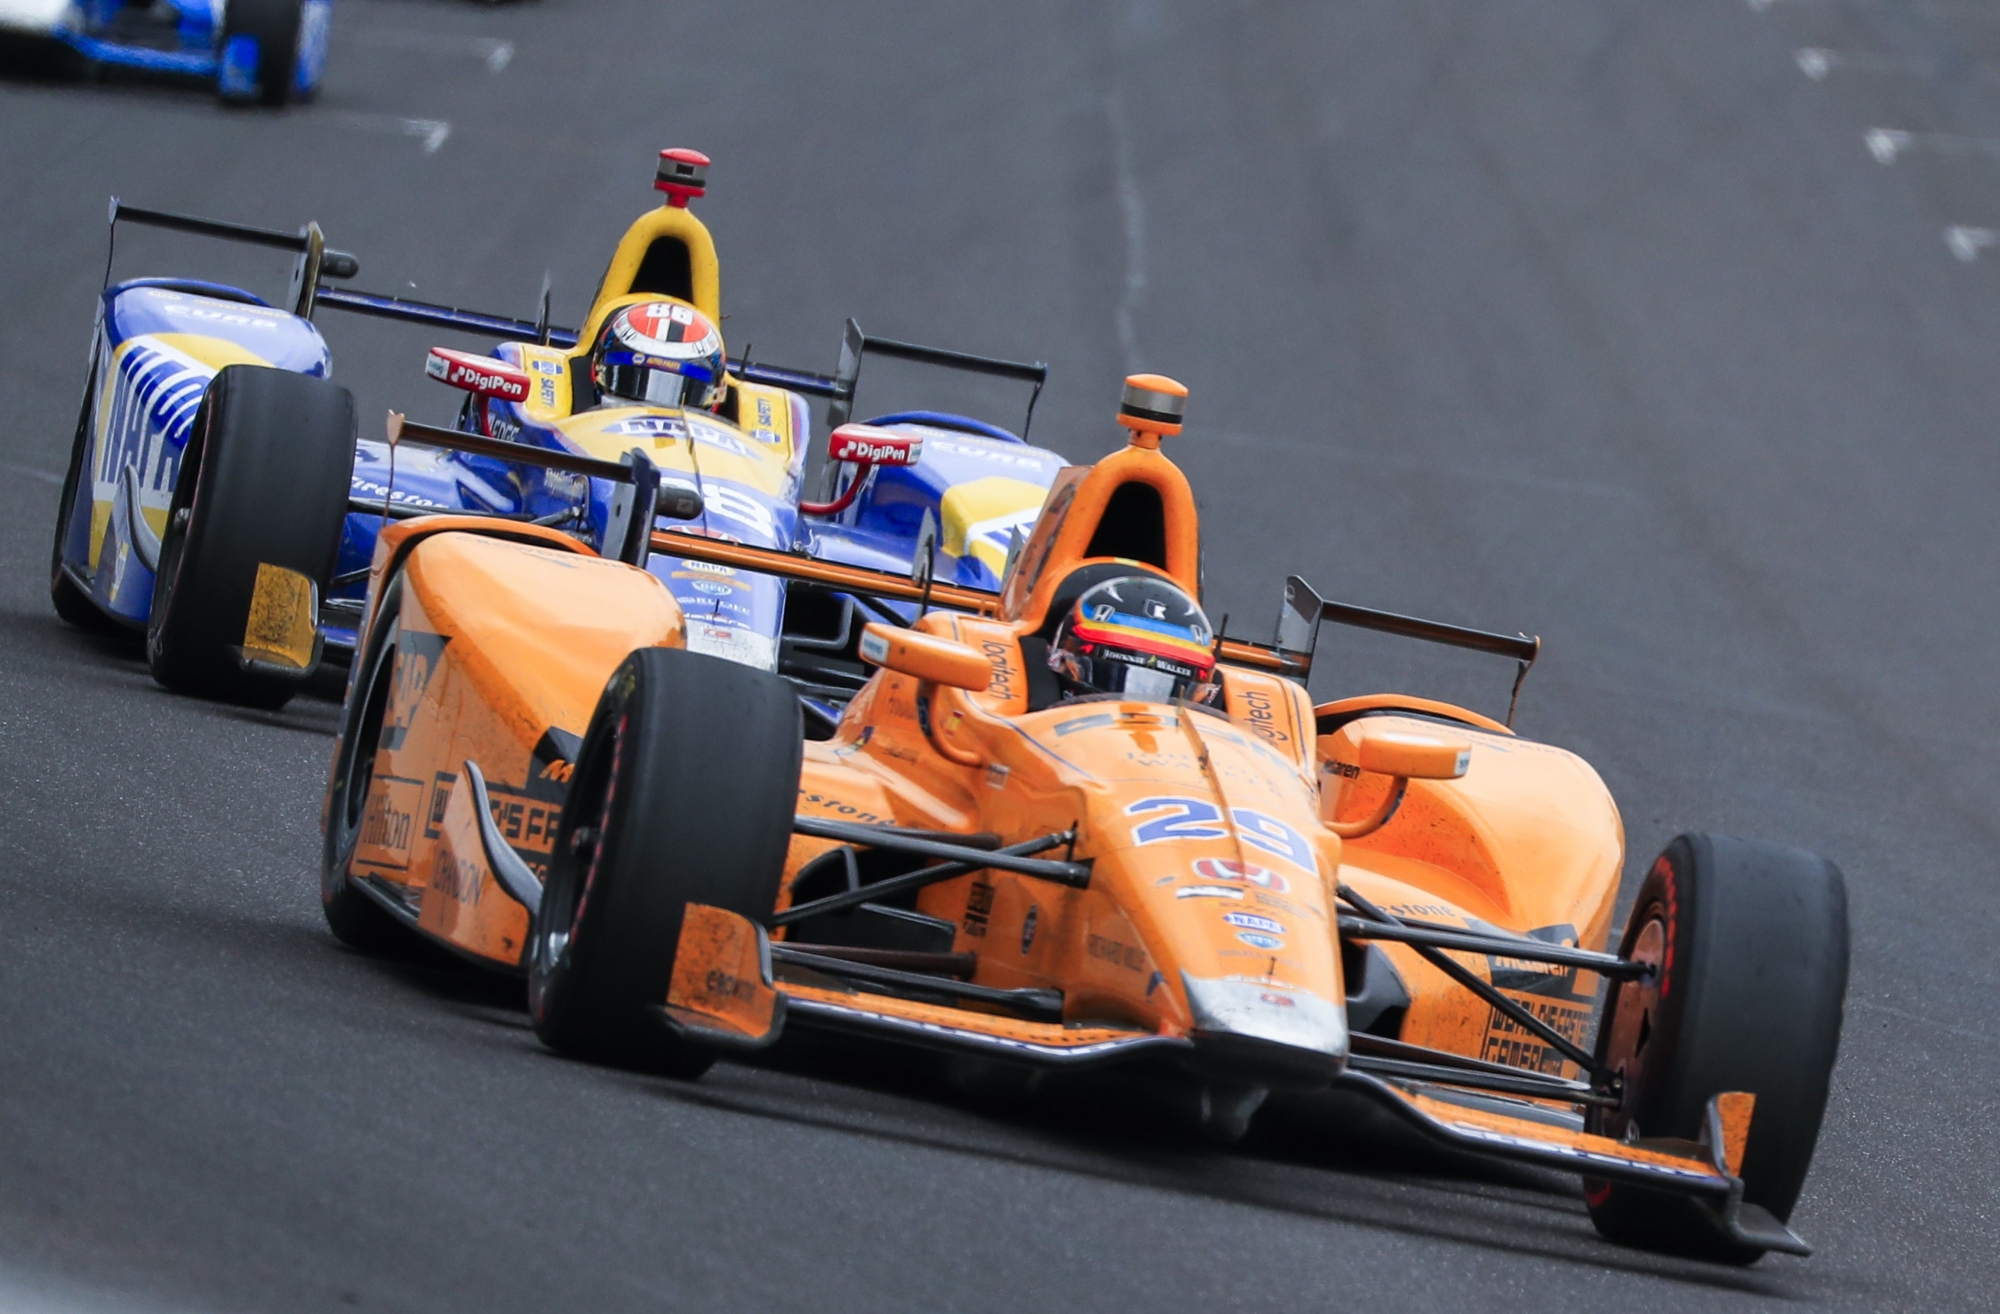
[686,420,753,458]
[605,416,687,439]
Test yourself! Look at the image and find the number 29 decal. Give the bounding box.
[1123,797,1318,875]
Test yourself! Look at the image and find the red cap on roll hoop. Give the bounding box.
[655,148,710,207]
[1117,373,1188,446]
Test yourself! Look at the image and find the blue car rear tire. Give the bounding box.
[218,0,304,107]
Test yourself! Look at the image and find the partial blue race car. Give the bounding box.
[50,179,1065,716]
[0,1,330,105]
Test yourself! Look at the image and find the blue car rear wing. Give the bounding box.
[104,199,1046,427]
[104,199,846,395]
[826,318,1049,440]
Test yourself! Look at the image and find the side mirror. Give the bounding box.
[1353,730,1471,781]
[426,348,531,403]
[827,423,922,467]
[1323,730,1470,840]
[655,483,705,521]
[799,424,924,516]
[857,623,990,691]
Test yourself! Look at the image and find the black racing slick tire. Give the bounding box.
[1585,833,1849,1263]
[220,0,305,107]
[528,647,802,1075]
[146,365,355,708]
[319,576,423,954]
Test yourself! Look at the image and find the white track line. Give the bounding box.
[1754,0,1991,12]
[1946,226,1997,261]
[1796,48,1939,81]
[1104,91,1147,376]
[336,113,452,154]
[1863,128,2000,165]
[346,28,514,73]
[0,459,62,485]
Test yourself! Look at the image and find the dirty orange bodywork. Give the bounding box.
[329,517,684,964]
[324,378,1746,1212]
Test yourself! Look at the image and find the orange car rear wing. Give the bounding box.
[1278,574,1542,726]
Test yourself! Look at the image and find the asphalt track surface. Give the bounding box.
[5,0,2000,1309]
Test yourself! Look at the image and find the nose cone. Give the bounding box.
[1181,973,1347,1089]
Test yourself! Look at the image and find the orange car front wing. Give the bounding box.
[660,904,1809,1255]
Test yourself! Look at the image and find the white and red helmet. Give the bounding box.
[591,299,726,409]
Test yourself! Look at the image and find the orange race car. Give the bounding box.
[318,375,1849,1264]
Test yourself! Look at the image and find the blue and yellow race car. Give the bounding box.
[48,150,1067,711]
[0,1,330,105]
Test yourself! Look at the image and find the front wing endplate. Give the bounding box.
[1342,1073,1809,1255]
[659,905,1186,1067]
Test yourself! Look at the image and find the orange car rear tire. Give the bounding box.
[1585,833,1848,1263]
[528,646,802,1075]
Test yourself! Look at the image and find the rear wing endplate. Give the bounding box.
[1279,575,1540,726]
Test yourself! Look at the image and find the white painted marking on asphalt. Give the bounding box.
[1756,0,1990,12]
[413,120,451,153]
[0,459,62,485]
[1104,92,1147,375]
[337,113,452,154]
[1865,128,2000,165]
[1865,128,1909,164]
[1797,48,1938,80]
[1946,226,1997,261]
[347,28,515,73]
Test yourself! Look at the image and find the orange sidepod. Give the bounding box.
[1318,714,1623,1075]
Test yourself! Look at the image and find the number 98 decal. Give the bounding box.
[1123,797,1318,875]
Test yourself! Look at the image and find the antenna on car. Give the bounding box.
[1116,373,1187,448]
[655,148,710,208]
[913,510,939,619]
[535,271,553,346]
